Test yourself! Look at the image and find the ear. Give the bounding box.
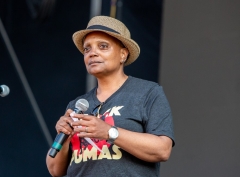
[120,48,129,62]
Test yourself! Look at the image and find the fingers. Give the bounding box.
[71,115,97,128]
[55,110,74,135]
[56,119,72,135]
[74,126,89,134]
[85,127,88,133]
[65,109,73,116]
[72,115,96,136]
[71,116,111,140]
[71,113,92,120]
[74,126,95,139]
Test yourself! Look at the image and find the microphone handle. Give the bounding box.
[48,109,83,158]
[48,132,69,158]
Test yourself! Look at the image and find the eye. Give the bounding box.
[99,43,108,49]
[83,46,90,53]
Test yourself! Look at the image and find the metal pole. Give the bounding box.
[116,0,123,20]
[0,18,53,146]
[110,0,117,18]
[86,0,102,92]
[90,0,102,18]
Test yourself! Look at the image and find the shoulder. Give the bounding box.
[127,76,162,93]
[128,76,158,86]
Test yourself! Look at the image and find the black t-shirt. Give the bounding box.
[66,76,175,177]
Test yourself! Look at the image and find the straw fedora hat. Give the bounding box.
[72,16,140,66]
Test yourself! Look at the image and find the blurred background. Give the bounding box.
[0,0,239,177]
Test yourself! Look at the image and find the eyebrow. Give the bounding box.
[83,39,109,45]
[83,36,125,49]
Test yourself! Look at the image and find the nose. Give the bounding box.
[88,46,98,58]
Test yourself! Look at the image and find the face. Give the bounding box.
[83,31,128,77]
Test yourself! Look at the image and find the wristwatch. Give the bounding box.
[107,126,119,144]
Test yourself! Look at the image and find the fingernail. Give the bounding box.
[70,112,75,117]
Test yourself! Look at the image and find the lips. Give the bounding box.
[89,60,102,65]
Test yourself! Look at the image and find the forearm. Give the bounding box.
[71,114,173,162]
[46,138,71,177]
[114,128,172,162]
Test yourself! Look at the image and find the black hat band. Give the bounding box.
[87,25,120,34]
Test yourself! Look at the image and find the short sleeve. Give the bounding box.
[143,85,175,146]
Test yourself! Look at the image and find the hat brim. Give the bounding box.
[72,29,140,66]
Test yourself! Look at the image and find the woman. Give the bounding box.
[46,16,175,177]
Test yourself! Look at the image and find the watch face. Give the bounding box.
[109,127,119,139]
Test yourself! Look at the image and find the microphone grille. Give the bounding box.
[75,99,89,112]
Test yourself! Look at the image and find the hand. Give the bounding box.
[55,109,74,136]
[71,113,111,140]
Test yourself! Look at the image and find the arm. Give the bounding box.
[46,138,71,177]
[46,109,74,177]
[71,113,173,163]
[71,86,174,162]
[114,129,172,162]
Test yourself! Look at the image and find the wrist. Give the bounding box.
[107,126,119,144]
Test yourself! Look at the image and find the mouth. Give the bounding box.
[89,61,102,65]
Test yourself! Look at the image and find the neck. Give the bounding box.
[96,73,128,102]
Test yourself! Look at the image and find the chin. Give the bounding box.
[87,69,101,76]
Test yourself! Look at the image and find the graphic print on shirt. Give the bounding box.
[70,106,124,165]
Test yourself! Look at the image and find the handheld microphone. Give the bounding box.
[48,99,89,158]
[0,85,10,97]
